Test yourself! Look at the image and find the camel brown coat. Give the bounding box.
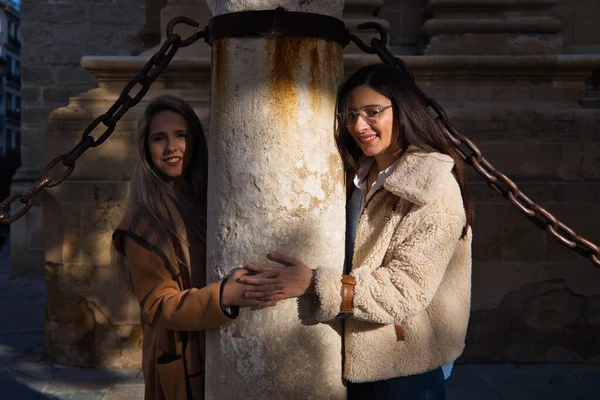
[113,205,233,400]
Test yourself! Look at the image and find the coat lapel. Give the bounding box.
[352,149,455,273]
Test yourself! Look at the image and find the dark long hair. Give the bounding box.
[335,64,473,237]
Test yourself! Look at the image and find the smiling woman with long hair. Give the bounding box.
[243,64,474,399]
[112,95,282,400]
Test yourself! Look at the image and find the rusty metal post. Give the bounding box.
[204,3,346,399]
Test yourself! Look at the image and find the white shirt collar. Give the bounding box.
[353,156,402,212]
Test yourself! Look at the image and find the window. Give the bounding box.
[6,93,13,113]
[15,97,20,113]
[5,56,12,76]
[6,130,12,149]
[10,130,17,150]
[15,61,20,77]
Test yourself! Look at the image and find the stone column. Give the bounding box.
[422,0,562,55]
[205,2,346,399]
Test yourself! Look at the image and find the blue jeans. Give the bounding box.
[347,367,447,400]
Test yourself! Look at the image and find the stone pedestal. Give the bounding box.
[422,0,562,55]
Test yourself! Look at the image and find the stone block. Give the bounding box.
[21,87,42,105]
[55,66,96,86]
[24,2,88,25]
[462,279,600,363]
[558,143,600,181]
[44,262,142,368]
[446,106,600,142]
[79,203,127,266]
[471,142,564,181]
[378,3,425,48]
[20,23,55,46]
[44,128,136,180]
[42,87,75,104]
[425,33,562,56]
[21,66,54,85]
[55,24,117,46]
[24,44,87,66]
[469,181,566,205]
[566,182,600,203]
[106,386,144,400]
[23,105,64,126]
[552,4,574,45]
[472,203,546,263]
[573,3,600,46]
[88,4,145,26]
[17,138,45,171]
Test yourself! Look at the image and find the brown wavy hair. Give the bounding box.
[113,95,207,285]
[335,64,473,237]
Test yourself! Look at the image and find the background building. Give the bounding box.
[0,0,20,249]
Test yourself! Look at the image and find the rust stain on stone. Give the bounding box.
[270,36,303,134]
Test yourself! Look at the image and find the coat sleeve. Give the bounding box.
[123,236,234,331]
[313,211,464,324]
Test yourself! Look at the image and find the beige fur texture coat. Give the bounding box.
[314,150,472,383]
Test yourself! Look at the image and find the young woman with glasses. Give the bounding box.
[112,95,282,400]
[242,64,474,399]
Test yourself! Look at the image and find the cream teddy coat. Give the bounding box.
[314,150,472,383]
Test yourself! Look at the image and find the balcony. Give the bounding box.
[7,37,21,51]
[5,110,20,121]
[6,73,20,87]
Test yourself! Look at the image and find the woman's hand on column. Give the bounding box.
[241,251,315,308]
[222,268,284,308]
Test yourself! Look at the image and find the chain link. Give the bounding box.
[349,27,600,267]
[0,17,205,224]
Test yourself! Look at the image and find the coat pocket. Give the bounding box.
[157,354,187,400]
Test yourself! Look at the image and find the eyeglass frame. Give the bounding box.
[339,105,393,127]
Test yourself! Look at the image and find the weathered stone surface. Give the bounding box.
[472,203,547,263]
[461,279,600,363]
[205,25,346,398]
[425,33,562,56]
[45,262,142,368]
[422,0,562,55]
[13,0,147,277]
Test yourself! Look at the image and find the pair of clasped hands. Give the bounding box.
[220,252,316,309]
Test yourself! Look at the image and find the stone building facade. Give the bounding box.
[9,0,600,368]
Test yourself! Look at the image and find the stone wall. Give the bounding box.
[555,0,600,52]
[12,0,147,276]
[378,0,600,55]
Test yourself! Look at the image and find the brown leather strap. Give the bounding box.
[394,323,405,341]
[337,274,356,318]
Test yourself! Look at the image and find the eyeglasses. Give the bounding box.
[340,105,392,127]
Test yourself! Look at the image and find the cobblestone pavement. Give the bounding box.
[1,234,600,399]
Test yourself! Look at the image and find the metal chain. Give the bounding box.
[349,27,600,267]
[0,17,205,224]
[2,12,598,267]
